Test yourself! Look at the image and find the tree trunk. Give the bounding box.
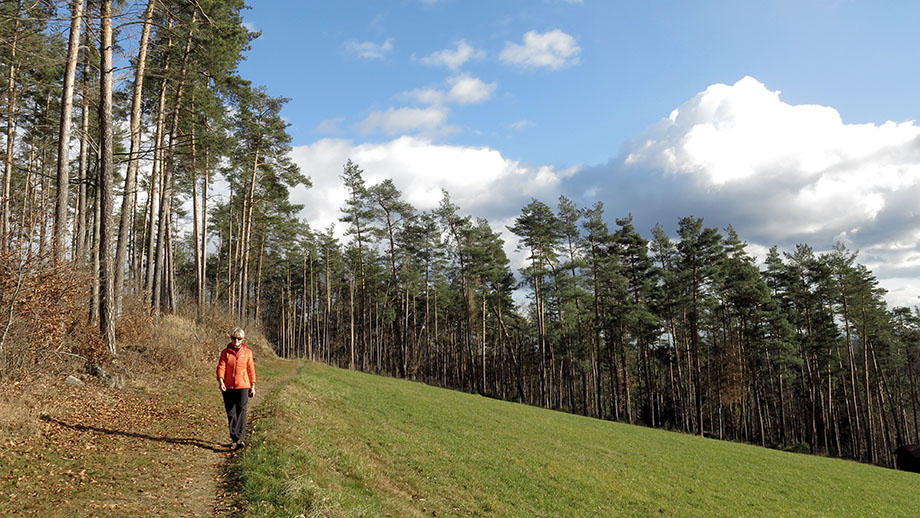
[306,251,313,352]
[254,234,265,321]
[53,0,85,264]
[74,51,90,261]
[201,149,209,305]
[144,18,173,298]
[349,274,355,369]
[2,4,21,252]
[20,138,34,251]
[839,280,863,458]
[98,0,117,357]
[325,243,331,363]
[153,13,194,315]
[90,142,101,323]
[191,128,203,310]
[237,133,262,318]
[114,0,154,313]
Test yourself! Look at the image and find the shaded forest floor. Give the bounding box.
[0,313,301,517]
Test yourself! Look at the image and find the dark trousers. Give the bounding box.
[222,388,250,442]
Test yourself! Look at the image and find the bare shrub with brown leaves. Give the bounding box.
[116,292,154,347]
[0,243,278,386]
[0,252,104,381]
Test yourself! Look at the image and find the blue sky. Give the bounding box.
[240,1,919,165]
[236,1,920,307]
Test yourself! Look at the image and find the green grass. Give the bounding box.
[235,362,918,517]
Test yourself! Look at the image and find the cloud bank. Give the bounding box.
[572,76,920,306]
[290,136,576,237]
[293,76,920,307]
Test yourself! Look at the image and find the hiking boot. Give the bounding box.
[236,441,246,449]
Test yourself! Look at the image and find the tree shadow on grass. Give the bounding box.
[216,448,246,514]
[39,415,230,453]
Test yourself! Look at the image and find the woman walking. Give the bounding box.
[217,327,256,449]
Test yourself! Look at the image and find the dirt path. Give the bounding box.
[0,358,302,517]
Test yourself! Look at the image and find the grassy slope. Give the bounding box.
[237,361,917,518]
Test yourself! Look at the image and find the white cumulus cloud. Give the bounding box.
[500,29,580,70]
[315,117,345,134]
[355,106,450,136]
[344,38,394,60]
[418,40,485,70]
[291,76,920,308]
[620,76,920,239]
[573,76,920,307]
[446,74,496,104]
[403,74,496,106]
[288,137,576,262]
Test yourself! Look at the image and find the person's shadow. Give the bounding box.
[39,415,229,452]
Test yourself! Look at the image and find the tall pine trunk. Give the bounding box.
[114,0,154,313]
[98,0,117,357]
[53,0,85,264]
[74,49,90,262]
[144,16,174,300]
[1,3,21,252]
[153,13,194,315]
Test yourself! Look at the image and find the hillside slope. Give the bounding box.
[236,362,917,517]
[0,312,298,517]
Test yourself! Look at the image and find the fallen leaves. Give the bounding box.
[0,376,227,516]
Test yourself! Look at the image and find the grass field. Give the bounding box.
[234,362,917,517]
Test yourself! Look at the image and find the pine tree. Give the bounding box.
[509,199,561,407]
[224,85,306,319]
[339,160,374,368]
[676,216,723,436]
[369,178,415,376]
[580,202,610,418]
[613,215,658,425]
[52,0,85,264]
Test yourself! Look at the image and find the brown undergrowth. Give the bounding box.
[0,257,284,516]
[0,253,98,380]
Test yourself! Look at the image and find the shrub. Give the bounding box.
[0,252,101,380]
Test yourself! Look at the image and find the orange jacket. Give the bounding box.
[216,344,256,389]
